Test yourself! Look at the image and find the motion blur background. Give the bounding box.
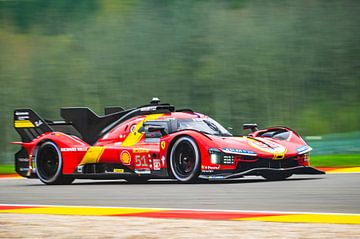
[0,0,359,164]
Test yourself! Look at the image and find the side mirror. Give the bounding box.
[147,125,168,136]
[243,123,258,132]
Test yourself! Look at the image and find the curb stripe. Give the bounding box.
[0,206,157,216]
[1,204,360,224]
[0,174,22,179]
[113,210,282,220]
[0,205,43,210]
[235,214,360,224]
[323,167,360,174]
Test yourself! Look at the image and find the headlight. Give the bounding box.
[296,145,312,155]
[208,148,234,165]
[209,148,222,164]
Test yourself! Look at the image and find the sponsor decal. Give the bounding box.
[161,156,166,166]
[60,147,87,152]
[161,141,166,150]
[17,158,29,162]
[14,120,35,128]
[34,120,43,127]
[223,155,234,165]
[133,148,150,153]
[203,165,220,170]
[222,148,257,156]
[15,111,29,116]
[201,169,214,173]
[153,159,161,170]
[120,150,131,165]
[140,106,157,111]
[17,116,29,120]
[113,168,124,173]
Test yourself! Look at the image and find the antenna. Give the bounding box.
[150,97,160,105]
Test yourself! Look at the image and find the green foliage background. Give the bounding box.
[0,0,359,163]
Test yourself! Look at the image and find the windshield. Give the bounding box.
[178,118,232,136]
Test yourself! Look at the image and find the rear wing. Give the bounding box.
[13,109,54,177]
[14,109,53,142]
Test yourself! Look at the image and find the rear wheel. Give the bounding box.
[35,141,74,185]
[170,136,200,183]
[261,172,292,181]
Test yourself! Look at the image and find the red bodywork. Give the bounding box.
[13,105,323,181]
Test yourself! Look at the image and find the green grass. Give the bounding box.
[0,154,359,174]
[0,165,15,174]
[311,154,360,167]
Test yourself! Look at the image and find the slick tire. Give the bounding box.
[35,141,74,185]
[170,136,201,183]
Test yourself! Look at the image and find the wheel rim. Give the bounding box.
[170,137,199,181]
[37,143,60,181]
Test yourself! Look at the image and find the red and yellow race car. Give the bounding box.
[13,98,324,184]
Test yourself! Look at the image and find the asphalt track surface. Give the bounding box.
[0,174,359,214]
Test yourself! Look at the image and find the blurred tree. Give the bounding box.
[0,0,359,163]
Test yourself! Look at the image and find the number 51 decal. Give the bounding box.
[135,155,148,167]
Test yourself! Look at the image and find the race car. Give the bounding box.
[13,98,324,184]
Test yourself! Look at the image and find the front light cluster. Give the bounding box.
[208,148,234,165]
[209,148,221,164]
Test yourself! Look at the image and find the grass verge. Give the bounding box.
[0,165,15,174]
[311,154,360,167]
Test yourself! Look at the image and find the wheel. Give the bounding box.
[261,172,292,181]
[169,136,201,183]
[35,141,74,185]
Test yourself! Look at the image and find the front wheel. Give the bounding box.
[169,136,201,183]
[35,141,74,185]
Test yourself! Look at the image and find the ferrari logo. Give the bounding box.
[161,141,166,150]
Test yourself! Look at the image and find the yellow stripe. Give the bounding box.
[14,120,35,128]
[234,214,360,224]
[246,137,287,160]
[121,114,163,147]
[79,146,105,165]
[1,206,360,224]
[0,207,158,216]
